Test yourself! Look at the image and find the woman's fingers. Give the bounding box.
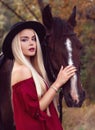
[59,65,64,72]
[64,65,76,72]
[55,65,77,87]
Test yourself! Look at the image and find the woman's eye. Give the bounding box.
[21,39,28,42]
[32,37,36,41]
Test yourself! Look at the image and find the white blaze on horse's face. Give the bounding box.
[65,38,79,103]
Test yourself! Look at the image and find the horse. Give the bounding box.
[0,54,15,130]
[0,5,85,129]
[41,5,85,122]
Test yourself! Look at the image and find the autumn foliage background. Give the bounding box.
[0,0,95,130]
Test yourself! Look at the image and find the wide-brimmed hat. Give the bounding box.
[2,21,46,59]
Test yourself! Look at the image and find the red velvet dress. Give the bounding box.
[12,77,63,130]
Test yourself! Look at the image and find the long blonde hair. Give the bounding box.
[12,29,50,97]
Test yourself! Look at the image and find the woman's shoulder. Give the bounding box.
[11,64,32,86]
[16,65,31,76]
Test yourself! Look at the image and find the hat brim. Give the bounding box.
[2,21,46,59]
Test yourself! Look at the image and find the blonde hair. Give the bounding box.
[11,29,50,97]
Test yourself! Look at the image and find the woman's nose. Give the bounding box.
[29,40,33,45]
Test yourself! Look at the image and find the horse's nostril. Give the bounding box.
[74,99,78,104]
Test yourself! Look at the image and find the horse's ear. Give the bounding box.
[68,6,77,27]
[42,4,53,29]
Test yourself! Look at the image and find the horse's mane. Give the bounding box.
[53,17,74,36]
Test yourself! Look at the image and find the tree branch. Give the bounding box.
[21,0,39,21]
[0,0,26,21]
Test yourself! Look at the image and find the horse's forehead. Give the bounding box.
[46,18,82,54]
[52,26,81,49]
[53,18,73,32]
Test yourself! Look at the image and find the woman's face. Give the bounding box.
[19,29,37,58]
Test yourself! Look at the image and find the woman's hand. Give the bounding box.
[54,65,77,89]
[39,65,77,111]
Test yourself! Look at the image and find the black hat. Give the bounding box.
[2,21,46,59]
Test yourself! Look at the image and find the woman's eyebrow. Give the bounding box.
[32,35,36,38]
[20,36,29,39]
[20,35,36,39]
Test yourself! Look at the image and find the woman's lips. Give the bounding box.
[29,48,35,52]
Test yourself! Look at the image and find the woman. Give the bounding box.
[2,21,76,130]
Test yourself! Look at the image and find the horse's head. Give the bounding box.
[42,5,85,107]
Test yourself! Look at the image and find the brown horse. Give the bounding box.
[0,54,15,130]
[0,5,85,129]
[41,5,85,121]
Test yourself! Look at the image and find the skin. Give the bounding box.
[11,29,77,111]
[20,29,37,59]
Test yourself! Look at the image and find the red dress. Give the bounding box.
[12,77,63,130]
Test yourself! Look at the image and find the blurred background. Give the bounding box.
[0,0,95,130]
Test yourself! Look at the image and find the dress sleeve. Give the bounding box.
[15,78,45,119]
